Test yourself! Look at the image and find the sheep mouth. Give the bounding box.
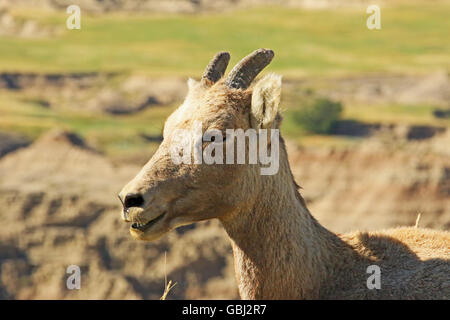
[130,212,166,232]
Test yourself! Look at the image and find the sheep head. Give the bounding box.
[118,49,283,241]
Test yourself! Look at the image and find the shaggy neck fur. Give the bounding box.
[221,140,356,299]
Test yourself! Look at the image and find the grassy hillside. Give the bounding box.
[0,2,449,158]
[0,90,171,157]
[1,3,449,76]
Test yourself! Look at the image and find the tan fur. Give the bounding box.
[120,68,450,300]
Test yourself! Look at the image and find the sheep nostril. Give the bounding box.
[124,193,144,209]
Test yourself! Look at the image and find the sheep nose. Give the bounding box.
[122,193,145,209]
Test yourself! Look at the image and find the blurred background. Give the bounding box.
[0,0,449,299]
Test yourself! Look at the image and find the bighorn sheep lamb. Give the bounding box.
[119,49,450,299]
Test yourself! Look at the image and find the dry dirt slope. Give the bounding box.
[0,128,449,299]
[0,130,237,299]
[1,0,382,13]
[287,130,450,232]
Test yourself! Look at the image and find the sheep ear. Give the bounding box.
[250,74,282,129]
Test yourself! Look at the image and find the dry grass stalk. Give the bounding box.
[160,251,177,300]
[415,212,422,228]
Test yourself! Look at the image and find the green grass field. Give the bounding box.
[0,90,172,157]
[1,2,449,76]
[0,2,449,158]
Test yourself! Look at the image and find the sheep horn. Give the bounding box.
[201,51,231,84]
[225,48,274,89]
